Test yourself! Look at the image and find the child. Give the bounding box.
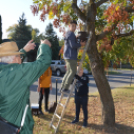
[60,20,86,92]
[37,66,52,114]
[71,67,89,127]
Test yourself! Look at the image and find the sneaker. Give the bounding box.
[63,89,69,91]
[82,122,87,128]
[71,119,79,124]
[39,110,43,115]
[61,89,69,92]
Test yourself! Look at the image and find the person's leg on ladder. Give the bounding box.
[60,59,71,90]
[82,96,88,127]
[38,88,44,114]
[63,59,77,91]
[44,87,50,112]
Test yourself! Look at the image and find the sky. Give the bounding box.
[0,0,63,39]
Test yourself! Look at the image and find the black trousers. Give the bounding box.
[38,88,50,111]
[75,96,88,123]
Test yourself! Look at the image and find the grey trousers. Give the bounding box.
[61,59,77,89]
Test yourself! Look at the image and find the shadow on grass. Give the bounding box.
[62,114,134,134]
[34,113,134,134]
[88,95,98,97]
[57,122,134,134]
[86,123,134,134]
[116,86,134,90]
[37,113,53,122]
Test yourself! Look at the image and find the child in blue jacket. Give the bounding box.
[71,67,89,127]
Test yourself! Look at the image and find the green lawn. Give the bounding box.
[105,70,122,75]
[33,85,134,134]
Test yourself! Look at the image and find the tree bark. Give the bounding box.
[87,32,115,126]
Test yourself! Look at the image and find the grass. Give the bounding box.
[109,67,133,71]
[105,70,122,75]
[33,85,134,134]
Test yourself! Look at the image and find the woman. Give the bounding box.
[37,66,52,114]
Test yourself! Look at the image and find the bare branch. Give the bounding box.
[72,0,86,22]
[116,30,134,38]
[125,5,134,13]
[96,0,109,8]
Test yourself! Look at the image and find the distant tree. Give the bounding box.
[0,15,2,44]
[33,33,45,44]
[44,23,59,60]
[8,13,31,49]
[31,29,36,40]
[59,39,64,46]
[6,24,17,39]
[47,35,59,60]
[6,13,40,62]
[45,23,55,37]
[31,28,39,40]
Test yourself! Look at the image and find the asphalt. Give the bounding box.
[30,69,134,104]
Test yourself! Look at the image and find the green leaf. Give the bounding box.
[113,0,118,4]
[39,3,44,10]
[63,3,71,12]
[33,0,39,4]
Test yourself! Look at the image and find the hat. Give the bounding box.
[0,41,23,57]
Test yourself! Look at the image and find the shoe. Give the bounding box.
[82,122,87,128]
[63,89,68,91]
[39,110,43,115]
[61,89,69,93]
[71,119,79,124]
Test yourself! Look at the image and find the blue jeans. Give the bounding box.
[75,96,88,123]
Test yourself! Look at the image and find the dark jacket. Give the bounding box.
[75,74,89,97]
[63,30,81,60]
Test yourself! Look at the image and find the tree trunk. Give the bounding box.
[87,33,115,126]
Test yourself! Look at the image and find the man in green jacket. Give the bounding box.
[0,39,52,134]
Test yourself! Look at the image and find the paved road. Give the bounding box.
[30,69,134,104]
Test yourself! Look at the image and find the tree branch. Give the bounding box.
[96,24,117,41]
[116,30,134,38]
[125,5,134,13]
[96,0,109,8]
[96,31,109,41]
[72,0,86,22]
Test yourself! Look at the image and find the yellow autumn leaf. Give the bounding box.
[49,11,54,20]
[116,6,119,11]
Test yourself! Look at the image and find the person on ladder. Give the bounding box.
[60,20,86,92]
[37,66,52,114]
[71,67,89,127]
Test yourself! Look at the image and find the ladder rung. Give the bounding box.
[55,114,61,119]
[52,125,56,130]
[59,102,64,107]
[62,92,70,95]
[62,92,74,96]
